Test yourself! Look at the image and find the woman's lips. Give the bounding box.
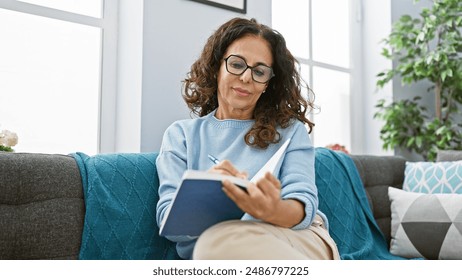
[233,87,250,96]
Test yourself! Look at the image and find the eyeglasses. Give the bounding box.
[224,55,274,84]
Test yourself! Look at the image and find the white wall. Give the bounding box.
[114,0,143,153]
[360,0,393,155]
[140,0,271,152]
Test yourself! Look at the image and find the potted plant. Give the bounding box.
[374,0,462,161]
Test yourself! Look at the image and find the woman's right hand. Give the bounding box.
[208,160,248,180]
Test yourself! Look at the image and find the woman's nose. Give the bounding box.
[239,68,253,83]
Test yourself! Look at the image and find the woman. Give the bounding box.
[156,17,339,260]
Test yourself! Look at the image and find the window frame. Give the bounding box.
[272,0,363,153]
[0,0,118,153]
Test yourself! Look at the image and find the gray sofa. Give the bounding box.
[0,151,406,260]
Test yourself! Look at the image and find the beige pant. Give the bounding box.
[193,215,340,260]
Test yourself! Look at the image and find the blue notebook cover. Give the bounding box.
[159,171,247,237]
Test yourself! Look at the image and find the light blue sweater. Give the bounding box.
[156,111,320,259]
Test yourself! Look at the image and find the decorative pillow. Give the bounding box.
[403,161,462,194]
[388,187,462,259]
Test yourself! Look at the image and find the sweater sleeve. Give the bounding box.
[242,122,318,230]
[155,122,197,242]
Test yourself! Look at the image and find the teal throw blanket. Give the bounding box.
[315,148,406,259]
[72,149,406,260]
[72,152,180,260]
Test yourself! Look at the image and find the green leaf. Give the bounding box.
[406,137,415,147]
[401,15,413,22]
[435,126,446,135]
[426,54,434,64]
[416,32,425,43]
[416,136,423,148]
[0,145,14,152]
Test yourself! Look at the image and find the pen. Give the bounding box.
[207,154,220,164]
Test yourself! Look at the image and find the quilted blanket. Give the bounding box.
[315,148,406,259]
[72,152,180,260]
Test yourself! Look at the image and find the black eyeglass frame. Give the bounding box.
[223,55,275,84]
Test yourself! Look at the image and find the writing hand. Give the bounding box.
[208,159,248,180]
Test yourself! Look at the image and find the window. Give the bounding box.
[17,0,102,17]
[272,0,356,151]
[0,0,117,155]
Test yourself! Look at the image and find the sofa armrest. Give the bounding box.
[0,152,84,259]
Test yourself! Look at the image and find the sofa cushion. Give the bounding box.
[350,154,406,245]
[403,161,462,194]
[436,150,462,162]
[73,152,180,260]
[0,152,84,259]
[388,187,462,259]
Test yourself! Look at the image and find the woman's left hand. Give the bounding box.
[222,172,305,227]
[222,172,283,223]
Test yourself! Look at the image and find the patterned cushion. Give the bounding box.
[403,161,462,194]
[388,187,462,259]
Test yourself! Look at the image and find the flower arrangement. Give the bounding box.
[326,143,349,154]
[0,129,18,152]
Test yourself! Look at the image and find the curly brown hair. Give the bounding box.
[183,17,315,149]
